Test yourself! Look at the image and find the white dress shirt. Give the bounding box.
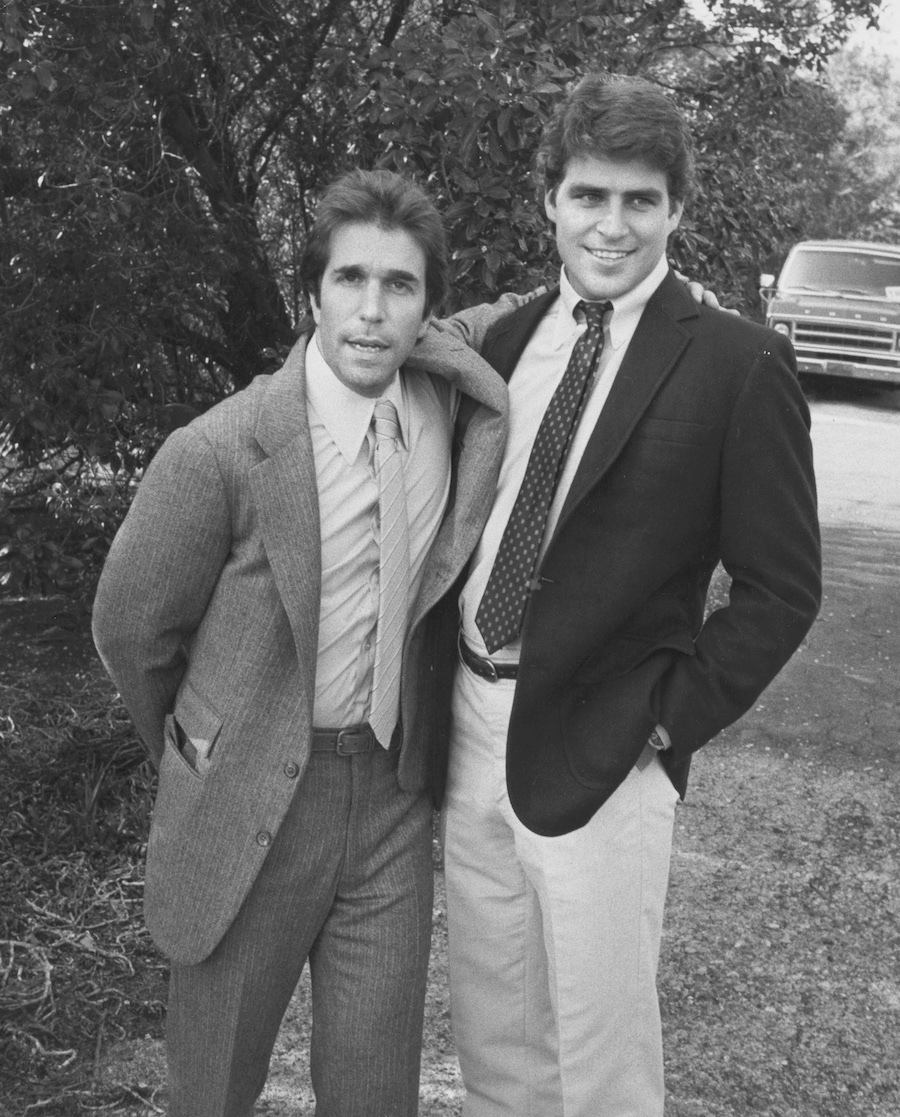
[305,333,453,729]
[460,254,670,662]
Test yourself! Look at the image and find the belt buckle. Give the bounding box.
[481,655,499,682]
[458,631,499,683]
[335,726,372,756]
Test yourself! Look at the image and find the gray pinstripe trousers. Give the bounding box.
[165,744,433,1117]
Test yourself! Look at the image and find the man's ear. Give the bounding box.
[416,311,432,341]
[667,198,684,235]
[310,291,321,325]
[544,189,558,225]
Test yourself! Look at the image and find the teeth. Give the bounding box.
[588,249,629,260]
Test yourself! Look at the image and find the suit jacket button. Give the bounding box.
[256,830,272,847]
[283,761,299,779]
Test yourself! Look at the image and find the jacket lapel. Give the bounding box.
[410,287,557,622]
[404,331,509,627]
[554,271,697,531]
[250,336,322,660]
[247,327,506,645]
[480,287,560,384]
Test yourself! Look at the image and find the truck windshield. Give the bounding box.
[780,248,900,299]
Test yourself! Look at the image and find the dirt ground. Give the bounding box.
[1,512,896,1117]
[660,523,899,1117]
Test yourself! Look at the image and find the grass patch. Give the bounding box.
[0,618,166,1116]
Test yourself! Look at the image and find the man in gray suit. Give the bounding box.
[92,169,507,1117]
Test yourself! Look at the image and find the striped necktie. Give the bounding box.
[476,299,612,654]
[369,399,410,747]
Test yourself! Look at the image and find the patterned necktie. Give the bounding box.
[476,299,612,654]
[369,399,410,748]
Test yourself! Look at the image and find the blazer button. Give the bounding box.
[256,830,272,848]
[283,761,300,779]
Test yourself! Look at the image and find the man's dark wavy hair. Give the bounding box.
[300,168,449,318]
[537,73,696,210]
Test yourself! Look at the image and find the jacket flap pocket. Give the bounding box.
[574,632,694,685]
[163,713,203,780]
[173,680,224,748]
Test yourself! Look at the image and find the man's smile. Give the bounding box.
[586,247,633,261]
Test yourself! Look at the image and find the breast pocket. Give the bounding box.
[635,416,716,446]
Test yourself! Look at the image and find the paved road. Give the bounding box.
[807,381,900,531]
[788,378,900,769]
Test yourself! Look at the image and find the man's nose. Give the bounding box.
[360,281,386,320]
[595,203,627,238]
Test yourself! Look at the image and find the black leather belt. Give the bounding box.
[459,635,519,682]
[311,724,377,755]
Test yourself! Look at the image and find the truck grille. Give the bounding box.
[794,321,899,369]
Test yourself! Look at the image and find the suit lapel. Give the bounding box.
[412,287,557,622]
[554,271,697,531]
[250,336,322,660]
[247,328,506,646]
[481,287,560,384]
[241,273,699,665]
[404,333,509,628]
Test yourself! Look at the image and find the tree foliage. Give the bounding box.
[0,0,888,593]
[825,35,900,243]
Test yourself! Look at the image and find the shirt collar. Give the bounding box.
[305,332,408,465]
[554,253,671,351]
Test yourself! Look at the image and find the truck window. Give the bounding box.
[780,249,900,300]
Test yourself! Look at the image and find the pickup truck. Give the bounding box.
[760,240,900,387]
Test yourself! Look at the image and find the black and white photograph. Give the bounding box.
[1,2,898,1114]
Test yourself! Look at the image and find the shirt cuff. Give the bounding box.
[649,723,672,751]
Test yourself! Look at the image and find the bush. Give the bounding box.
[0,471,134,601]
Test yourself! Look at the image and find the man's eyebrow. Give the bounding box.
[624,187,665,199]
[381,268,421,284]
[331,264,421,283]
[565,181,665,200]
[566,181,608,193]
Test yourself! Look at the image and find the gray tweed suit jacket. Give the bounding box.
[92,329,507,964]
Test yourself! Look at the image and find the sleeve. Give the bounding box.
[658,332,822,756]
[431,289,539,351]
[91,425,234,766]
[403,289,537,394]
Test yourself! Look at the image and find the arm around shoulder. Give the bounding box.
[432,289,541,352]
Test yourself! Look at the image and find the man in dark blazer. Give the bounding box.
[434,75,822,1116]
[92,170,508,1117]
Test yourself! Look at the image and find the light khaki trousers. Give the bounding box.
[443,660,679,1117]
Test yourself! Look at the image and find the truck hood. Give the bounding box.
[770,292,900,325]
